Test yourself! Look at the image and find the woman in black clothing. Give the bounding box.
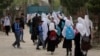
[47,17,57,55]
[31,14,41,44]
[74,32,83,56]
[47,31,57,51]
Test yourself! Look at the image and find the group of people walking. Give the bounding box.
[0,11,93,56]
[27,11,93,56]
[0,13,25,48]
[12,13,25,48]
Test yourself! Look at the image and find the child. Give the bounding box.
[36,20,44,50]
[47,19,57,55]
[62,16,74,56]
[12,18,21,48]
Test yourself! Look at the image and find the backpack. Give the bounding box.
[49,31,57,40]
[82,34,90,42]
[61,21,65,29]
[11,23,15,33]
[59,19,65,29]
[65,26,75,40]
[81,34,91,50]
[56,25,61,36]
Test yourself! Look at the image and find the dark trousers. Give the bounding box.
[44,38,48,48]
[13,32,20,48]
[20,30,24,41]
[37,34,44,48]
[5,26,10,35]
[66,48,72,56]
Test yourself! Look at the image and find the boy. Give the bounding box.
[36,20,44,50]
[12,18,21,48]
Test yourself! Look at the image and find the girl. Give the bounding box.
[76,16,92,56]
[47,17,57,55]
[62,16,74,56]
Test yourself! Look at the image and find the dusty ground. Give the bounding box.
[0,26,100,56]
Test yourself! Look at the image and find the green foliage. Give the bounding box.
[0,0,13,15]
[86,0,100,15]
[60,0,88,15]
[53,0,60,10]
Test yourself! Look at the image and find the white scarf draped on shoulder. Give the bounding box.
[76,17,87,36]
[41,13,48,41]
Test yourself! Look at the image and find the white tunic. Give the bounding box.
[76,17,87,36]
[4,16,11,26]
[84,15,93,36]
[41,13,48,41]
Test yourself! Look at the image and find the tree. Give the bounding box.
[0,0,13,15]
[60,0,88,15]
[86,0,100,15]
[86,0,100,31]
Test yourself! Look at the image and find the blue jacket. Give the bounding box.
[38,25,43,36]
[14,22,21,33]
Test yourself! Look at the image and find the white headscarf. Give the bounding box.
[49,22,57,32]
[52,12,60,25]
[84,15,93,36]
[46,13,51,24]
[64,16,73,26]
[62,16,73,37]
[31,13,36,19]
[76,17,87,36]
[27,14,31,23]
[70,16,74,26]
[61,13,65,20]
[41,13,48,41]
[41,13,47,22]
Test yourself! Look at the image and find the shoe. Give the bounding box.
[34,42,37,45]
[12,44,16,48]
[56,45,58,48]
[36,48,41,50]
[70,52,72,56]
[17,47,22,49]
[21,40,25,43]
[33,43,36,45]
[43,47,46,50]
[66,52,69,56]
[51,52,54,55]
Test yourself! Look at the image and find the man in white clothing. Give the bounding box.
[4,15,11,36]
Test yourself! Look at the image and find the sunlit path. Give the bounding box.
[0,26,100,56]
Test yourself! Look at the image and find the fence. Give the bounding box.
[27,5,51,14]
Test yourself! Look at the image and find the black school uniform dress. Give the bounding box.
[47,31,57,52]
[63,38,72,49]
[74,33,83,56]
[31,16,40,42]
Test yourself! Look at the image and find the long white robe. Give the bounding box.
[76,17,87,36]
[70,16,74,26]
[52,12,60,25]
[41,13,48,41]
[84,15,93,36]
